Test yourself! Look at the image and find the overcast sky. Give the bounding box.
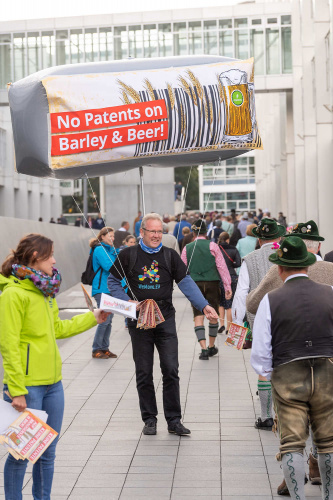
[1,0,240,22]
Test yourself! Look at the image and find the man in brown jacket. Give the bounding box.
[247,220,332,495]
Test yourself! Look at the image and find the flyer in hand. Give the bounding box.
[136,299,165,330]
[225,322,249,350]
[0,402,58,464]
[100,293,137,319]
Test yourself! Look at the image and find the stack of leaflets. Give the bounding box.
[137,299,165,330]
[225,322,249,350]
[0,400,58,464]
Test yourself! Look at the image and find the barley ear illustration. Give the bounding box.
[167,83,175,109]
[217,76,224,103]
[180,103,186,136]
[178,76,197,106]
[144,78,156,101]
[117,80,141,103]
[121,90,131,105]
[186,70,203,100]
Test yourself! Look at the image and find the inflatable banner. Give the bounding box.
[8,55,262,179]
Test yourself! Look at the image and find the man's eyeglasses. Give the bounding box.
[142,228,163,235]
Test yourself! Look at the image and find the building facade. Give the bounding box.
[0,0,332,251]
[0,1,293,227]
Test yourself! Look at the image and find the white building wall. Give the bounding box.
[255,0,333,253]
[254,92,286,215]
[314,0,333,255]
[0,99,62,222]
[0,0,331,240]
[105,166,174,230]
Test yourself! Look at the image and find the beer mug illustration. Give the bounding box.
[220,69,252,143]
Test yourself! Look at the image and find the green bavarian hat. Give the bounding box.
[191,219,207,235]
[269,236,316,268]
[285,220,325,242]
[251,217,286,240]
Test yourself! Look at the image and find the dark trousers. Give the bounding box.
[128,313,181,424]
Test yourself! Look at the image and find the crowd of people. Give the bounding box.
[1,207,333,500]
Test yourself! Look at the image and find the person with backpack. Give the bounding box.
[0,233,109,500]
[207,219,223,243]
[217,232,241,334]
[89,227,120,359]
[107,213,218,437]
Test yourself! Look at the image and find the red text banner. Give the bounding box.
[50,100,168,133]
[51,121,168,156]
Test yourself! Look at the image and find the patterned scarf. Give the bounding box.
[139,239,162,254]
[12,265,62,298]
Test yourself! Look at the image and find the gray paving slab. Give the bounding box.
[0,283,322,499]
[172,488,222,498]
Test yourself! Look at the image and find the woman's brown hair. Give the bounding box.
[1,234,54,278]
[89,227,114,248]
[218,232,230,245]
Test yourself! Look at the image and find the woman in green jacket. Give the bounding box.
[0,233,109,500]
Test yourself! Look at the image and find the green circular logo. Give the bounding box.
[231,90,244,106]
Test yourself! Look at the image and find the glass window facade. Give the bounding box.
[0,14,292,87]
[13,33,26,81]
[159,24,172,57]
[144,24,157,58]
[202,157,256,212]
[266,27,280,75]
[41,31,55,69]
[99,27,113,60]
[204,190,255,211]
[0,34,12,88]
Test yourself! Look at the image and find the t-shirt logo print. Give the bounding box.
[138,261,160,283]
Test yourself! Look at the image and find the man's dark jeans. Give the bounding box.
[128,313,181,424]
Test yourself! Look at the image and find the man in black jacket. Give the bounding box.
[251,237,333,500]
[107,213,218,436]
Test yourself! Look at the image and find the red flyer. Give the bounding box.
[225,322,249,350]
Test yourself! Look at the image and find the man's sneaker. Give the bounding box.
[309,452,321,485]
[208,346,218,357]
[143,420,157,435]
[103,350,117,358]
[218,325,225,334]
[199,349,209,360]
[254,417,274,431]
[168,421,191,436]
[92,350,109,359]
[277,475,308,496]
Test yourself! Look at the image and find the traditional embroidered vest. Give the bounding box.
[186,239,220,282]
[269,278,333,367]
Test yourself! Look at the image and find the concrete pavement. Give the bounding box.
[0,283,322,499]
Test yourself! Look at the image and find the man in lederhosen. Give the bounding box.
[232,218,286,430]
[251,236,333,500]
